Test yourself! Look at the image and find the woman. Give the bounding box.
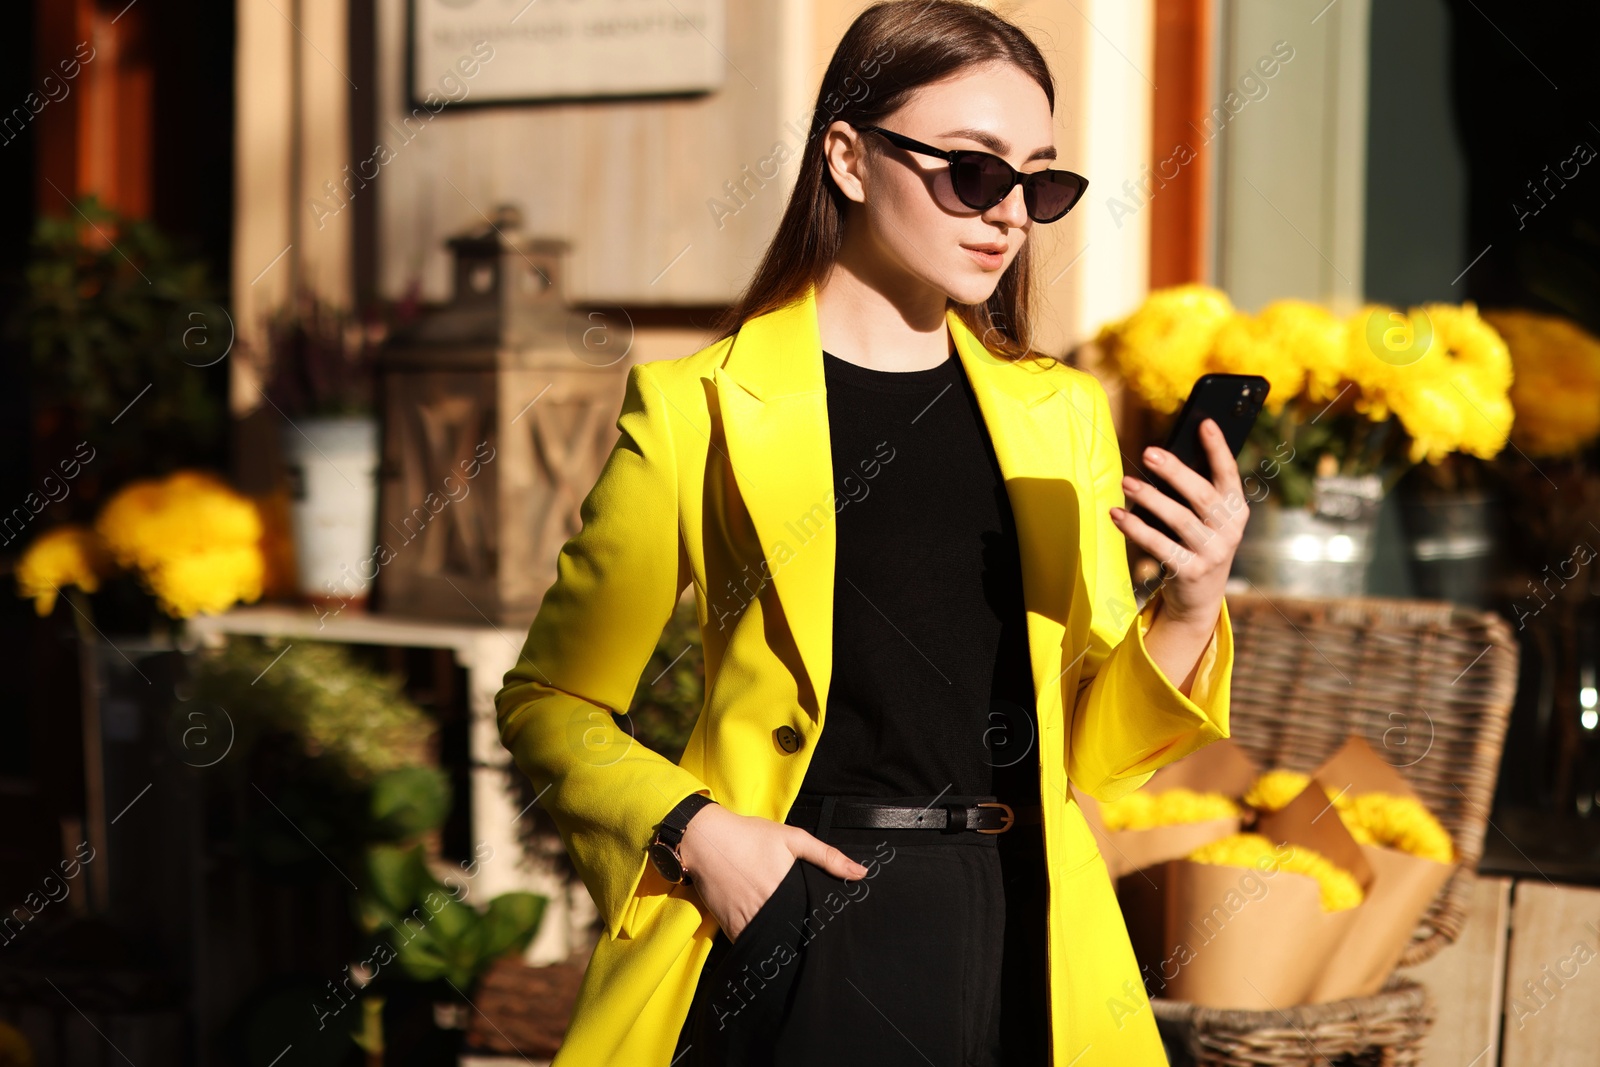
[494,3,1245,1064]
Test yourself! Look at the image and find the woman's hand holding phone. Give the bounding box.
[1109,417,1249,634]
[677,803,869,941]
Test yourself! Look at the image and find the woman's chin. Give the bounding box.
[941,274,1005,307]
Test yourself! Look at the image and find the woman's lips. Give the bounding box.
[962,244,1005,269]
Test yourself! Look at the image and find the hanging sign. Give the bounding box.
[410,0,726,105]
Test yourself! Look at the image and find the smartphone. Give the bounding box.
[1129,373,1270,544]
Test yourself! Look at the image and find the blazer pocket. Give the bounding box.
[1060,790,1109,875]
[1061,841,1106,877]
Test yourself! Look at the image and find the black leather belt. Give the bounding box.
[787,795,1043,834]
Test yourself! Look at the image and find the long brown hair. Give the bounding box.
[708,0,1056,362]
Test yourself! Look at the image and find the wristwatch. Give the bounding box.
[647,792,716,885]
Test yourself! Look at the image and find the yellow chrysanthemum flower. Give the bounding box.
[1243,770,1328,812]
[1098,284,1235,414]
[1208,301,1343,413]
[1339,303,1411,421]
[1482,308,1600,458]
[94,471,267,619]
[147,544,266,618]
[1262,299,1352,404]
[96,471,261,571]
[1375,303,1514,465]
[1188,832,1365,912]
[1186,830,1280,871]
[1341,793,1454,863]
[15,524,115,616]
[1098,787,1240,831]
[1243,769,1378,844]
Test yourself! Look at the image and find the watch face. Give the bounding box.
[649,841,685,883]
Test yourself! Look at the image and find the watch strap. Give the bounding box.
[655,791,715,848]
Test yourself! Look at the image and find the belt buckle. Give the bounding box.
[975,801,1014,834]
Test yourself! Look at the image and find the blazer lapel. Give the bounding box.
[711,287,835,716]
[712,281,1086,724]
[949,306,1088,721]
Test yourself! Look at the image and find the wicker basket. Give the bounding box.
[1220,593,1518,965]
[1154,976,1434,1067]
[1148,592,1518,1066]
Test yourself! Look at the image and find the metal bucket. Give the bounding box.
[1233,475,1383,597]
[1399,491,1497,607]
[280,415,381,609]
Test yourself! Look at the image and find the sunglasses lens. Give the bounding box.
[1024,172,1087,222]
[951,153,1014,210]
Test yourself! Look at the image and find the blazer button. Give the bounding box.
[774,725,801,753]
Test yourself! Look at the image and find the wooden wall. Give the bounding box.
[365,0,1133,358]
[231,0,353,419]
[231,0,1158,400]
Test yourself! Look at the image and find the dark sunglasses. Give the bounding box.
[852,124,1089,223]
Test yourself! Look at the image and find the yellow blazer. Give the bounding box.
[495,281,1234,1065]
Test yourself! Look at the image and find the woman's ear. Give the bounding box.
[822,120,869,205]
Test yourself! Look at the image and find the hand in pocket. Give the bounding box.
[679,803,870,941]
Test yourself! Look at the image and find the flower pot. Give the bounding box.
[1399,490,1497,608]
[1234,475,1383,597]
[281,416,380,610]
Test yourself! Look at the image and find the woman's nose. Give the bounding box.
[985,182,1030,227]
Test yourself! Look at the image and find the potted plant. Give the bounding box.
[188,636,546,1065]
[1479,308,1600,818]
[13,469,291,634]
[15,195,227,494]
[263,291,389,612]
[1482,306,1600,576]
[1095,285,1515,596]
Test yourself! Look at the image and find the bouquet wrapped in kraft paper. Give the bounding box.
[1075,737,1259,881]
[1110,732,1461,1010]
[1299,735,1459,1000]
[1125,781,1376,1011]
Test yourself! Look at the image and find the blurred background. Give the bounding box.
[0,0,1598,1065]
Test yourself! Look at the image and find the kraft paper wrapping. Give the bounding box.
[1076,738,1260,880]
[1136,783,1374,1011]
[1301,734,1458,1001]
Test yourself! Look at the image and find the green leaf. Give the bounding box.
[390,921,451,982]
[482,892,546,959]
[425,895,482,945]
[363,842,430,915]
[416,897,486,989]
[369,767,451,840]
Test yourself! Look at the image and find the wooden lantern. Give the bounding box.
[375,206,631,626]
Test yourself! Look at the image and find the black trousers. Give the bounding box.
[673,794,1051,1066]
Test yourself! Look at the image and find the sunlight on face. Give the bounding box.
[837,60,1056,307]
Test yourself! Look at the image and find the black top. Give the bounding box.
[797,348,1040,807]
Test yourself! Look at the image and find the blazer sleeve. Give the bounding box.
[494,360,713,943]
[1065,374,1235,805]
